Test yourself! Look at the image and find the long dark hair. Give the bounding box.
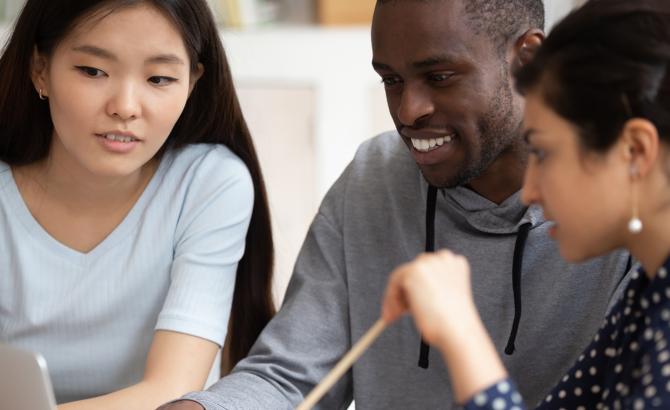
[515,0,670,152]
[0,0,275,373]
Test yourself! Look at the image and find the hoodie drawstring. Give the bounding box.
[504,222,532,355]
[418,185,438,369]
[417,186,532,368]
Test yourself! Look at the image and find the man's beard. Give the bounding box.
[434,69,521,188]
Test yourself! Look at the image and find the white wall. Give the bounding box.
[546,0,585,30]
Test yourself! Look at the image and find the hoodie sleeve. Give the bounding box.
[182,167,354,410]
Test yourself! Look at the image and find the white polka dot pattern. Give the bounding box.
[463,261,670,410]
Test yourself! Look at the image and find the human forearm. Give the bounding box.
[58,380,195,410]
[58,332,217,410]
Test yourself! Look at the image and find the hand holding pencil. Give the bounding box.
[296,250,476,409]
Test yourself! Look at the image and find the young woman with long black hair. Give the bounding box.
[0,1,274,408]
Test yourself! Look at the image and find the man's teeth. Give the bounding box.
[103,134,136,143]
[411,135,454,152]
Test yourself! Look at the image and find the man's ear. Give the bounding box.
[510,29,544,72]
[31,47,49,98]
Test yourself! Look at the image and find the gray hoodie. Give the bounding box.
[185,131,630,409]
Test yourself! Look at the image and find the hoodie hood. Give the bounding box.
[419,175,546,235]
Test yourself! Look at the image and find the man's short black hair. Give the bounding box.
[464,0,544,46]
[377,0,545,47]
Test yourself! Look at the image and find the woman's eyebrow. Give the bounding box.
[146,54,185,65]
[72,44,185,65]
[72,44,116,60]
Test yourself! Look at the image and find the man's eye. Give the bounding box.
[429,73,454,82]
[381,76,402,88]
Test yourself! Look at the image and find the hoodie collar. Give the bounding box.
[419,177,546,234]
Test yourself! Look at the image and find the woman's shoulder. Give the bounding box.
[169,143,245,165]
[165,143,251,184]
[159,144,253,208]
[163,144,255,238]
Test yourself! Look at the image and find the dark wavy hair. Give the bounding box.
[0,0,275,373]
[515,0,670,152]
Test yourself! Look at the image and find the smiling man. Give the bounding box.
[161,1,630,409]
[372,0,528,201]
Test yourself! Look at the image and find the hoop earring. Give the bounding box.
[628,163,643,234]
[38,89,47,100]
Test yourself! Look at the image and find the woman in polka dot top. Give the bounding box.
[381,1,670,409]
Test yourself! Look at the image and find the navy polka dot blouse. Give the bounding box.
[464,259,670,410]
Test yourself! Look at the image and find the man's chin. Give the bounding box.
[419,156,481,187]
[419,168,463,189]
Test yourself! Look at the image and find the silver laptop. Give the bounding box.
[0,343,57,410]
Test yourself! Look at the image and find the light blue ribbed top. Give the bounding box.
[0,143,253,403]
